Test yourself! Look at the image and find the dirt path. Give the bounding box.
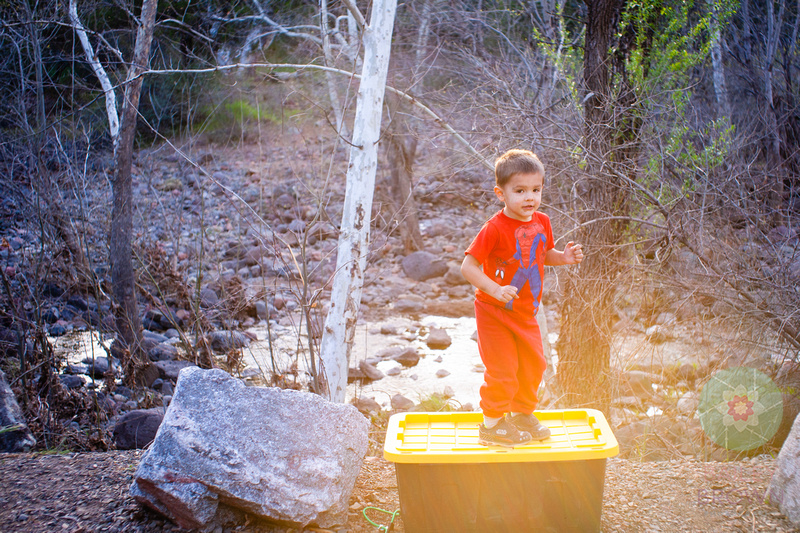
[0,450,797,532]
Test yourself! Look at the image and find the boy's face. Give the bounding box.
[494,172,543,222]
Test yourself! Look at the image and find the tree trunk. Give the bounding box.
[764,0,786,210]
[320,0,348,136]
[318,0,398,402]
[111,0,158,387]
[709,0,731,118]
[556,0,626,414]
[414,0,434,69]
[385,129,423,253]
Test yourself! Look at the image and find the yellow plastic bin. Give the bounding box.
[383,409,618,533]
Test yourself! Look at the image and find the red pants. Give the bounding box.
[475,300,547,419]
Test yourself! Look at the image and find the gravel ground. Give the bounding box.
[0,450,798,532]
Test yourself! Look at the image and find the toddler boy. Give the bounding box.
[461,149,584,446]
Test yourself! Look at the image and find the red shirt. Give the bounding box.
[465,210,554,316]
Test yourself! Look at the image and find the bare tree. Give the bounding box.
[70,0,159,386]
[318,0,398,402]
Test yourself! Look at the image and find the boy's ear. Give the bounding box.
[494,186,505,202]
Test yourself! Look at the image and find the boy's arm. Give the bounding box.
[461,254,519,304]
[544,241,584,266]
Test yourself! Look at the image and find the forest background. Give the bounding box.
[1,0,799,455]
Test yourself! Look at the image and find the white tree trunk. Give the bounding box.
[318,0,397,402]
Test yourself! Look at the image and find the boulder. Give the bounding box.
[113,409,164,450]
[0,369,36,452]
[132,367,368,530]
[426,328,452,349]
[401,251,448,282]
[768,413,800,526]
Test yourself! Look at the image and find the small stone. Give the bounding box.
[645,325,670,344]
[207,330,250,352]
[385,366,402,376]
[436,369,450,378]
[401,251,448,281]
[393,347,420,367]
[351,396,382,416]
[394,299,424,314]
[59,374,84,390]
[677,391,699,416]
[358,361,384,381]
[113,409,164,450]
[81,356,110,378]
[426,328,452,349]
[391,394,415,411]
[199,288,219,308]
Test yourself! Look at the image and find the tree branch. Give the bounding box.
[339,0,366,30]
[68,0,119,149]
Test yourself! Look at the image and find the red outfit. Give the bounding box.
[465,210,554,418]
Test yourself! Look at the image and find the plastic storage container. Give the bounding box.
[383,409,618,533]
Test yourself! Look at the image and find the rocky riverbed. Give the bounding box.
[1,126,798,462]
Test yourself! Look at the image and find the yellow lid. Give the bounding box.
[383,409,618,463]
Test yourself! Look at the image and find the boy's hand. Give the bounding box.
[491,284,519,304]
[564,241,584,264]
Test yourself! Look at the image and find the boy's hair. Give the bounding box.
[494,149,545,187]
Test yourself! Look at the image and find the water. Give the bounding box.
[53,316,549,411]
[242,315,485,410]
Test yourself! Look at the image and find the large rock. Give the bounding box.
[401,251,448,281]
[768,413,800,525]
[131,367,369,530]
[0,369,36,452]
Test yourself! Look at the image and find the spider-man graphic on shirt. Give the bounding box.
[466,210,554,318]
[504,222,546,312]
